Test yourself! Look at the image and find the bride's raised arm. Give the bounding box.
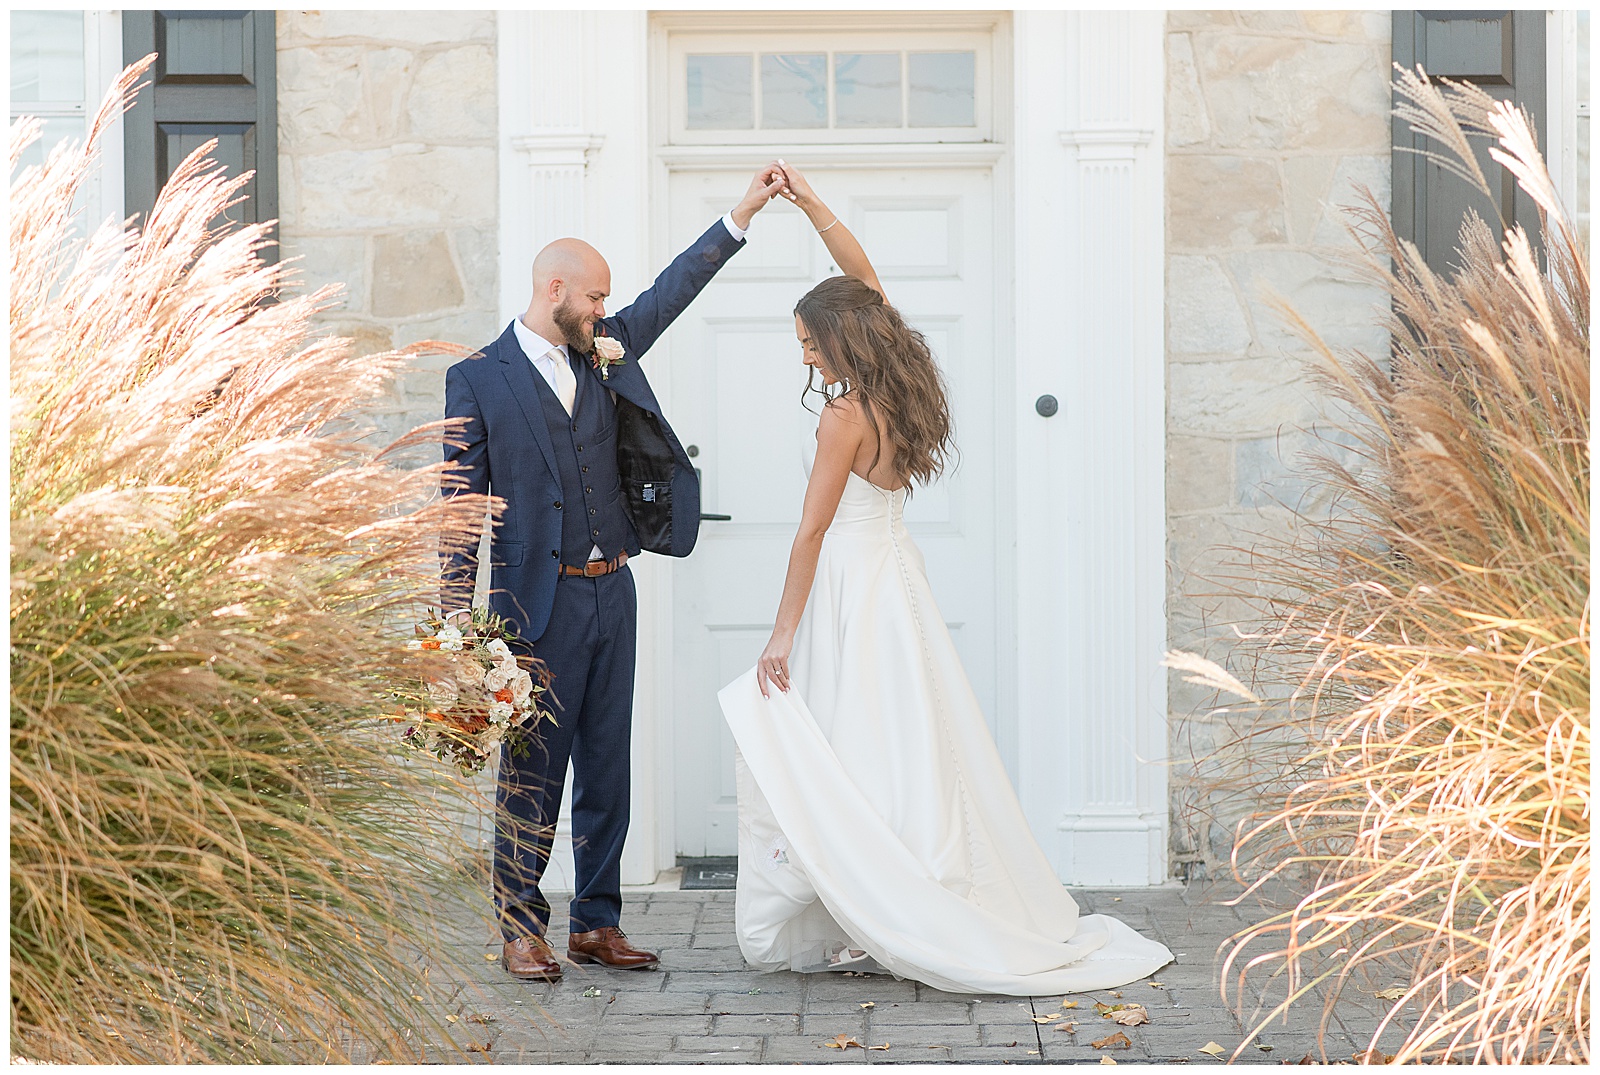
[774,160,887,302]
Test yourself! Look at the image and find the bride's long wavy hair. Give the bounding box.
[795,275,954,487]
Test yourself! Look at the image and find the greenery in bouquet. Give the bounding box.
[398,608,555,773]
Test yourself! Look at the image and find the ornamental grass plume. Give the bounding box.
[1204,71,1589,1063]
[10,62,499,1062]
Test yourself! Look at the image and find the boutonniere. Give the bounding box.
[591,334,625,380]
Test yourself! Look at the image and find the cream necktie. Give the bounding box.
[544,346,577,416]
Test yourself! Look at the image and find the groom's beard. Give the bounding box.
[552,298,595,353]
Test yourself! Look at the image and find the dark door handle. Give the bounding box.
[700,513,732,521]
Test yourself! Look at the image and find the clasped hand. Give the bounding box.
[730,161,789,231]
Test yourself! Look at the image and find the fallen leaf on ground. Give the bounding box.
[868,1044,890,1051]
[1032,1015,1060,1024]
[1353,1049,1397,1064]
[860,1002,875,1010]
[747,988,763,995]
[1295,1054,1315,1064]
[483,952,497,961]
[445,1014,458,1023]
[1054,1021,1077,1033]
[581,987,602,997]
[1090,1032,1132,1050]
[1255,1043,1272,1051]
[464,1043,491,1055]
[1198,1042,1226,1058]
[1110,991,1122,998]
[1028,1050,1039,1055]
[1060,1000,1080,1009]
[410,994,423,1002]
[1100,1055,1118,1064]
[465,1014,495,1024]
[1372,987,1407,1001]
[1109,1007,1149,1026]
[1149,982,1164,988]
[823,1035,863,1050]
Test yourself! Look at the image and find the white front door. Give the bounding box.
[666,165,998,856]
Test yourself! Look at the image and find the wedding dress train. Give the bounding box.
[717,461,1173,996]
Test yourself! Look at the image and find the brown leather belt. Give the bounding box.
[557,552,628,579]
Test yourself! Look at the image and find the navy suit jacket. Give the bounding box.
[443,219,744,643]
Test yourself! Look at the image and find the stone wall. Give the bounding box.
[276,11,499,445]
[1163,11,1392,877]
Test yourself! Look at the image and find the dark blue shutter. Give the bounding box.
[1391,11,1547,276]
[123,10,278,260]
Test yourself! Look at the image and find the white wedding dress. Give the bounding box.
[717,447,1174,996]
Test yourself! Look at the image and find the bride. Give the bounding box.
[717,162,1173,996]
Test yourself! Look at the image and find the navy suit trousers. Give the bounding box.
[494,567,636,939]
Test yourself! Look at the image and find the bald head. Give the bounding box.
[532,238,608,294]
[523,237,611,352]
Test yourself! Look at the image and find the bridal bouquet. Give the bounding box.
[398,609,554,773]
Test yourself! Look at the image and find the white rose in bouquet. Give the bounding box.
[511,669,535,710]
[426,679,459,710]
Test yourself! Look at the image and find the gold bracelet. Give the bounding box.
[816,217,839,234]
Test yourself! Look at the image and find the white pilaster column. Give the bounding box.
[1061,11,1167,885]
[496,11,659,886]
[1014,11,1167,887]
[497,11,606,323]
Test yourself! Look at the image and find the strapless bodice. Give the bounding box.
[827,471,907,537]
[802,436,908,538]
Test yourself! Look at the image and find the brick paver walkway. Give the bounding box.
[416,880,1417,1065]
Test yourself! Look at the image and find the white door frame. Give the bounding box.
[499,9,1167,888]
[647,9,1017,877]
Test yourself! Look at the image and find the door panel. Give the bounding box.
[668,166,996,856]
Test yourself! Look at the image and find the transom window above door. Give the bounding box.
[664,29,993,145]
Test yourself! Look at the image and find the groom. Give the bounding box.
[442,164,783,981]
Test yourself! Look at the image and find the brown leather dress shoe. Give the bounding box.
[501,935,562,981]
[567,926,660,970]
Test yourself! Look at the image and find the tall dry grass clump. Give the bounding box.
[11,63,495,1062]
[1210,72,1589,1063]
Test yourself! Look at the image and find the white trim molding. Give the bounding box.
[1013,10,1167,887]
[657,143,1007,171]
[1545,10,1583,228]
[510,133,605,167]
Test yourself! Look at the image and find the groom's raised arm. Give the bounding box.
[602,163,782,358]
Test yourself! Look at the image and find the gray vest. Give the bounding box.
[531,354,639,567]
